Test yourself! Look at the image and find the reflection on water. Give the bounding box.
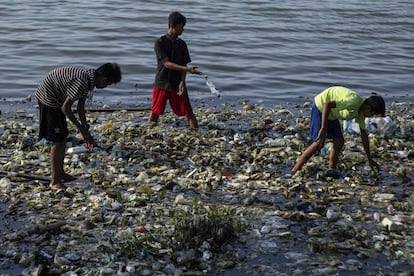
[1,1,414,107]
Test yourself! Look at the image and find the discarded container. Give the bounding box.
[202,250,212,261]
[204,75,221,98]
[373,193,395,202]
[67,146,87,154]
[387,205,394,215]
[365,116,397,136]
[395,250,404,258]
[326,207,341,221]
[260,225,271,234]
[392,215,410,223]
[373,234,386,242]
[64,253,81,262]
[264,138,285,146]
[343,120,360,134]
[382,217,405,232]
[396,150,409,158]
[344,116,396,137]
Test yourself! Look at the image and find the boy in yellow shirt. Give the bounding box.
[292,86,385,178]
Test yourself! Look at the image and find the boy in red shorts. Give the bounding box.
[149,11,202,129]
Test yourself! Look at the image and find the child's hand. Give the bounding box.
[81,128,94,152]
[178,82,186,96]
[86,141,94,152]
[187,66,202,75]
[315,135,325,148]
[316,128,326,144]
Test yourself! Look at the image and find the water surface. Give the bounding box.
[1,0,413,108]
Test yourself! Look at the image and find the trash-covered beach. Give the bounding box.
[0,99,413,275]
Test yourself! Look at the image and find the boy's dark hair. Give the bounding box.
[169,11,186,27]
[365,95,385,116]
[96,63,122,83]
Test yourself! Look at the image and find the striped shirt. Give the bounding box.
[35,66,95,108]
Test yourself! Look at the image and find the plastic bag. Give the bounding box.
[343,116,396,137]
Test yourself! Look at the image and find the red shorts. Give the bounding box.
[151,86,194,117]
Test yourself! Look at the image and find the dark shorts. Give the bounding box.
[38,101,68,142]
[151,86,194,117]
[309,102,343,141]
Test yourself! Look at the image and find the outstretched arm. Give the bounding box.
[62,96,94,151]
[360,128,379,171]
[163,60,202,96]
[77,97,89,129]
[163,61,202,75]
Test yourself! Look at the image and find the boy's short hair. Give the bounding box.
[169,11,186,27]
[365,95,385,116]
[96,63,122,83]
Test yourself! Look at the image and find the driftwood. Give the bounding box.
[74,106,152,113]
[0,170,50,182]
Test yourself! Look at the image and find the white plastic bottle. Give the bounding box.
[204,75,221,98]
[67,146,88,154]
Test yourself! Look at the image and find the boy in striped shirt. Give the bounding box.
[35,63,121,191]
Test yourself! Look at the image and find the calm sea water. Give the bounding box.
[1,0,414,108]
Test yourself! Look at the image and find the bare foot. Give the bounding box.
[50,182,67,191]
[60,173,77,183]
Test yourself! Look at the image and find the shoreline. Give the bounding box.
[0,100,413,275]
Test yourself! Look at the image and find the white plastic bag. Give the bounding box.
[343,116,396,137]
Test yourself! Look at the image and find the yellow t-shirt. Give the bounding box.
[315,86,366,129]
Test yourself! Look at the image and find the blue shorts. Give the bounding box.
[309,103,343,141]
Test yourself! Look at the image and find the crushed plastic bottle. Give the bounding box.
[373,193,395,202]
[204,75,221,98]
[373,234,386,242]
[64,253,81,262]
[343,120,360,134]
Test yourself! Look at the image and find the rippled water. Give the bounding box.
[1,0,414,107]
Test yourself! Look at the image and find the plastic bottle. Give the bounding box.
[67,146,88,153]
[326,207,341,221]
[204,75,221,98]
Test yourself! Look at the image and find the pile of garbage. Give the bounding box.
[0,100,413,275]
